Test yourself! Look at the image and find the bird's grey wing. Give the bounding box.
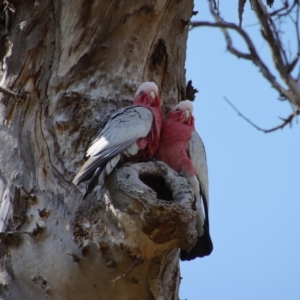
[72,139,136,185]
[73,106,153,185]
[189,130,209,207]
[86,106,153,156]
[184,130,213,259]
[188,130,210,231]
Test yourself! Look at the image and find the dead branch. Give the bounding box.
[270,0,297,18]
[190,0,300,111]
[190,20,291,99]
[224,96,300,133]
[251,0,300,106]
[0,85,26,100]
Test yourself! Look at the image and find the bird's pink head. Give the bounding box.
[169,100,194,126]
[133,82,161,107]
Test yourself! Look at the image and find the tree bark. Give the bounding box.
[0,1,194,299]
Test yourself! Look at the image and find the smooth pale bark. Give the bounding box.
[0,1,195,299]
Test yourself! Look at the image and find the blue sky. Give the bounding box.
[179,1,300,299]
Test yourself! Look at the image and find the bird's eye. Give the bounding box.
[176,108,180,111]
[140,91,145,95]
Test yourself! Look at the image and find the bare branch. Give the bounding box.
[224,96,300,133]
[251,0,300,107]
[253,0,288,64]
[271,0,297,18]
[269,1,288,17]
[286,53,300,73]
[0,85,26,100]
[190,0,300,110]
[286,2,300,74]
[190,21,291,99]
[238,0,247,27]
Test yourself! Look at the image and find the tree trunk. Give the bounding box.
[0,1,195,299]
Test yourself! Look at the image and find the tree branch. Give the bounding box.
[251,0,300,107]
[224,96,300,133]
[190,0,300,110]
[270,0,296,18]
[190,20,291,99]
[0,85,26,100]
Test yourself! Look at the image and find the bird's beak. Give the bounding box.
[150,91,155,99]
[185,109,190,121]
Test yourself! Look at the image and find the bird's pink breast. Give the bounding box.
[155,117,196,177]
[133,95,163,158]
[137,105,163,157]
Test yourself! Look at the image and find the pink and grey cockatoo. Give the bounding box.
[155,100,213,260]
[72,82,163,199]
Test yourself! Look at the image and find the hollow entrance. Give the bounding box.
[139,174,173,201]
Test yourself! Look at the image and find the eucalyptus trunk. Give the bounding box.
[0,1,196,299]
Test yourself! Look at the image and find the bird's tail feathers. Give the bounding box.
[180,223,213,261]
[82,166,106,200]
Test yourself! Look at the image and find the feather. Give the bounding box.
[72,106,153,186]
[155,100,213,260]
[72,82,163,199]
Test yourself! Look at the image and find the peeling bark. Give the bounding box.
[0,0,194,299]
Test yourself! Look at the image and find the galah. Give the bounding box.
[72,82,163,199]
[155,100,213,260]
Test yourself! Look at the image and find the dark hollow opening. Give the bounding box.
[139,174,173,201]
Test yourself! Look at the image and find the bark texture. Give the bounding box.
[0,0,194,299]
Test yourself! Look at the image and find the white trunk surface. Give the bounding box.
[0,1,195,299]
